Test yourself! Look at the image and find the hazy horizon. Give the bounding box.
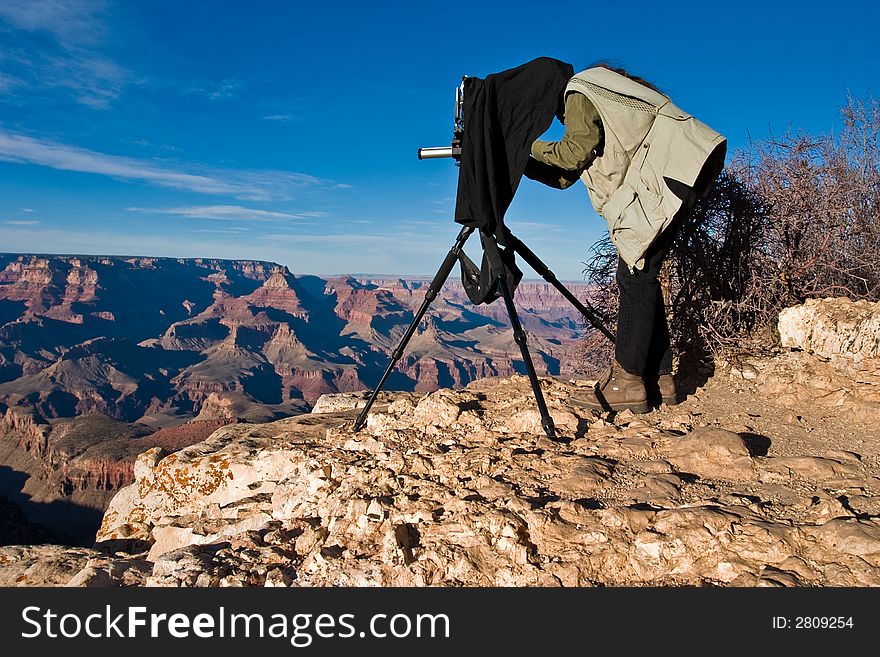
[0,251,592,284]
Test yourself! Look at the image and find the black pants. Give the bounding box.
[614,219,682,377]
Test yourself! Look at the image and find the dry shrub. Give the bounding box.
[748,95,880,302]
[574,241,617,377]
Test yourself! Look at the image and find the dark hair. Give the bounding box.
[588,61,663,94]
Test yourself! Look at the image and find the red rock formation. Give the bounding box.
[243,268,309,319]
[2,257,587,422]
[1,405,51,457]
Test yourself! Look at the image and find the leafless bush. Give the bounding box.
[578,93,880,373]
[574,239,617,376]
[750,95,880,302]
[668,168,772,363]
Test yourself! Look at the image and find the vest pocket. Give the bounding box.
[635,157,664,216]
[602,183,637,230]
[601,183,652,267]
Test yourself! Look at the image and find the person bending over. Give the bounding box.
[525,63,726,413]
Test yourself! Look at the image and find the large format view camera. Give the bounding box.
[416,76,466,163]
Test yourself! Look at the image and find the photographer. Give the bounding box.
[525,63,725,413]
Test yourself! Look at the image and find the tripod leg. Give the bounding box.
[505,231,616,344]
[353,226,474,432]
[495,274,557,440]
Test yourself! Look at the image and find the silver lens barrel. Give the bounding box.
[417,146,456,160]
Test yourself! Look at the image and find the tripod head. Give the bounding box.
[417,76,466,163]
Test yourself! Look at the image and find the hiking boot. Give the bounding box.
[645,373,679,407]
[570,361,649,413]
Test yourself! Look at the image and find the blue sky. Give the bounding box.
[0,1,877,281]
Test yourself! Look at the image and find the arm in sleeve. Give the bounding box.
[523,156,582,189]
[530,92,602,172]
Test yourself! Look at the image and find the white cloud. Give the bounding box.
[0,130,327,201]
[0,72,23,92]
[209,79,242,100]
[45,52,128,109]
[232,169,325,202]
[0,0,107,47]
[263,114,294,122]
[127,205,311,222]
[22,208,35,212]
[4,220,40,225]
[0,0,128,109]
[184,79,245,102]
[0,131,254,195]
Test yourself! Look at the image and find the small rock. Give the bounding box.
[824,450,862,464]
[412,393,461,428]
[633,460,674,474]
[778,297,880,362]
[148,525,198,561]
[730,363,759,380]
[264,568,293,587]
[811,518,880,556]
[311,392,369,413]
[843,495,880,516]
[667,428,756,481]
[800,495,853,523]
[760,457,861,481]
[66,566,115,588]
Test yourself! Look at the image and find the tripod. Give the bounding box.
[352,224,614,439]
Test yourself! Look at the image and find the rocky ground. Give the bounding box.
[1,297,878,587]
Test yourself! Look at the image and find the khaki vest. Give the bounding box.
[567,68,727,269]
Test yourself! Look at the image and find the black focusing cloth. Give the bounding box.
[454,57,574,237]
[452,57,573,304]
